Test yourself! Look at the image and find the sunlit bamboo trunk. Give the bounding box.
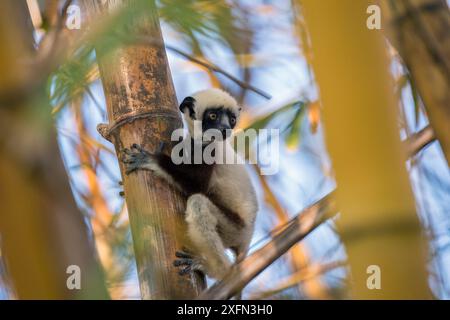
[380,0,450,164]
[82,0,205,299]
[301,0,430,298]
[0,1,109,299]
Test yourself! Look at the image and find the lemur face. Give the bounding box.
[202,107,237,140]
[179,89,240,142]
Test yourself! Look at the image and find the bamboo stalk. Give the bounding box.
[82,0,205,299]
[381,0,450,164]
[249,260,346,300]
[301,0,430,299]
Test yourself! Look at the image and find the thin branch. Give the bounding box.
[198,192,337,300]
[403,125,435,158]
[131,35,272,100]
[402,0,450,81]
[249,260,346,300]
[198,123,436,300]
[167,45,272,100]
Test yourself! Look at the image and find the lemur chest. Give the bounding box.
[207,164,253,228]
[179,163,247,228]
[180,163,214,194]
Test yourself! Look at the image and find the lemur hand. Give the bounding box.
[121,143,154,175]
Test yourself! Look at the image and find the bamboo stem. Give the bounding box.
[381,0,450,164]
[83,0,205,299]
[301,0,430,299]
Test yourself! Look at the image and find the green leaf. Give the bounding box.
[285,106,305,151]
[245,101,303,132]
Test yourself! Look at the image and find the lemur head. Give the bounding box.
[179,88,241,142]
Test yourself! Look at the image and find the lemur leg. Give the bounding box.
[175,193,233,280]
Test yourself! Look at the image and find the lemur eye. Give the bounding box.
[230,117,236,124]
[209,113,217,120]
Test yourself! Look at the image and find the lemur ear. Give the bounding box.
[179,96,196,119]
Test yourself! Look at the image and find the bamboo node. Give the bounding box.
[97,111,181,143]
[97,123,112,142]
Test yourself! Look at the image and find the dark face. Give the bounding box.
[202,107,237,141]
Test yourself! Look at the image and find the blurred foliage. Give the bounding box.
[49,48,97,115]
[243,101,310,151]
[49,0,251,114]
[159,0,252,59]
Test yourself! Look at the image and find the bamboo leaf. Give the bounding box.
[285,107,305,151]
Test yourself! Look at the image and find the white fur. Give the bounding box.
[185,194,232,279]
[182,88,241,137]
[191,88,240,119]
[147,89,257,280]
[122,90,256,281]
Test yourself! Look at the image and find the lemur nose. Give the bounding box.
[221,128,232,139]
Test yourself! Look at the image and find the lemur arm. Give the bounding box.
[121,143,246,281]
[121,143,207,195]
[121,143,184,191]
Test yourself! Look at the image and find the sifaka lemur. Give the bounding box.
[121,88,258,280]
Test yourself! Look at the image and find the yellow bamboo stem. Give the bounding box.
[301,0,430,298]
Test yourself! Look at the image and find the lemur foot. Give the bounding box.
[121,143,153,175]
[118,181,124,197]
[173,247,205,276]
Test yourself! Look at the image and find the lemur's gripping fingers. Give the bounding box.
[173,248,205,276]
[121,144,153,175]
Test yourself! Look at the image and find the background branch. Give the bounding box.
[198,192,337,300]
[199,124,436,300]
[131,35,272,100]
